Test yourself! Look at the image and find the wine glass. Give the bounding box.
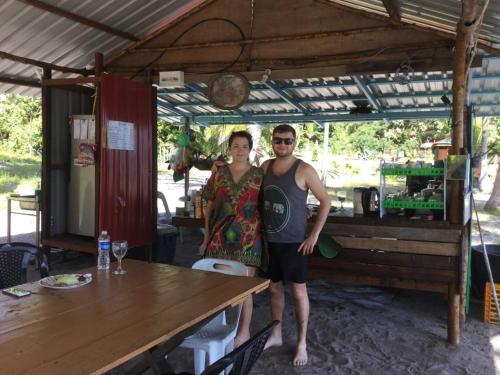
[337,190,347,211]
[112,240,128,275]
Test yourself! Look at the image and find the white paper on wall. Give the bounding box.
[80,119,88,139]
[107,120,135,150]
[73,119,81,139]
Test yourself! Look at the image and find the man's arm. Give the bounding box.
[298,164,331,255]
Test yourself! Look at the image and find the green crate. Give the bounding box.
[382,199,444,209]
[381,167,444,176]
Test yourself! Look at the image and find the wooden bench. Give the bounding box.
[308,217,465,345]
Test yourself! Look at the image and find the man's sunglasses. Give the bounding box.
[272,137,294,145]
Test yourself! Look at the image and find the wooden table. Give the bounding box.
[0,260,269,374]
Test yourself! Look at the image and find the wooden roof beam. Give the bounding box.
[17,0,139,42]
[0,75,40,88]
[0,50,88,74]
[131,26,406,53]
[381,0,401,23]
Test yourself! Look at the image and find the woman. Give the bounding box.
[200,130,263,347]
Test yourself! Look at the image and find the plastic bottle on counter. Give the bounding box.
[97,230,110,271]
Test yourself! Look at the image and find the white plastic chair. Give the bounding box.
[180,258,247,375]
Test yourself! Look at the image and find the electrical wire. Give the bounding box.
[131,18,247,80]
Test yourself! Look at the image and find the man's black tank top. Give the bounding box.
[262,159,308,243]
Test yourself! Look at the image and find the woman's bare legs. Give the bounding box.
[234,266,256,348]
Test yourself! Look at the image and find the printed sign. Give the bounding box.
[107,120,135,151]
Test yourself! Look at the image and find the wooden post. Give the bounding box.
[448,0,490,345]
[450,0,490,224]
[94,52,103,77]
[41,67,52,236]
[183,117,191,215]
[449,28,467,225]
[94,52,103,242]
[448,282,460,345]
[459,229,470,326]
[322,123,329,185]
[40,67,52,264]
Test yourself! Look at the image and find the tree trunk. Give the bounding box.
[478,117,491,191]
[484,162,500,210]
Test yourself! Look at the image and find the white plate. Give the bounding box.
[39,273,92,289]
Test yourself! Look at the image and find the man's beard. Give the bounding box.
[274,149,293,158]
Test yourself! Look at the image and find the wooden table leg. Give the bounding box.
[448,282,460,345]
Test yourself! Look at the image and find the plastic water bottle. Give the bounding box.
[97,230,110,271]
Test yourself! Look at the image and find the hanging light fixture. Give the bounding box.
[394,58,414,85]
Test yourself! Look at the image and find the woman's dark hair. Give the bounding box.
[228,131,253,150]
[273,124,296,138]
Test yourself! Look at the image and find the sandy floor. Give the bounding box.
[2,178,500,374]
[4,227,500,374]
[160,232,500,375]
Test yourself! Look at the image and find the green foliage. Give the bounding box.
[486,117,500,156]
[385,119,450,157]
[326,119,451,159]
[0,94,42,155]
[157,119,181,150]
[0,151,41,195]
[259,125,274,152]
[191,125,248,158]
[345,122,392,158]
[330,124,354,155]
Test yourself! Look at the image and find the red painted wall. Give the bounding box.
[99,75,153,248]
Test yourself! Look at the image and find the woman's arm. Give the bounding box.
[199,200,214,254]
[199,168,217,254]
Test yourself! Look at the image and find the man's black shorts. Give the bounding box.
[268,242,307,284]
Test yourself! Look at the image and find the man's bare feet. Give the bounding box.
[233,333,250,349]
[263,333,283,350]
[292,343,308,366]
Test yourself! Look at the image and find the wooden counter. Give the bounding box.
[172,215,204,228]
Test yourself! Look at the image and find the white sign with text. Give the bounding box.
[107,120,135,151]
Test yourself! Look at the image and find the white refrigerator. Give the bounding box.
[67,115,95,237]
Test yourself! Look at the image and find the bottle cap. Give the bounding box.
[102,230,108,235]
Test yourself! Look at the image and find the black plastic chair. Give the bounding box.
[0,243,49,289]
[161,321,279,375]
[200,320,279,375]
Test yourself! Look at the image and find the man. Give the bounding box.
[262,124,331,367]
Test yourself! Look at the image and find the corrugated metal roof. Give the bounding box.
[325,0,500,47]
[0,0,195,95]
[1,0,500,123]
[155,55,500,124]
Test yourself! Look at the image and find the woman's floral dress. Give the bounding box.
[203,165,263,267]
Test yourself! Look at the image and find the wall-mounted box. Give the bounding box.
[159,71,184,88]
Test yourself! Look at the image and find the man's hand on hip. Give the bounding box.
[298,234,318,255]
